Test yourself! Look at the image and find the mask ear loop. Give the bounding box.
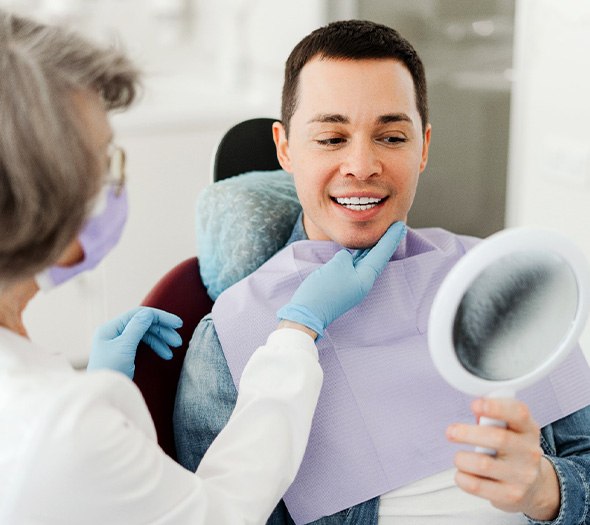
[34,268,56,291]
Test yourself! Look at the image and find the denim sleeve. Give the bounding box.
[173,314,238,472]
[530,405,590,525]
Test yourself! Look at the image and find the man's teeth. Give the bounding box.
[335,196,383,210]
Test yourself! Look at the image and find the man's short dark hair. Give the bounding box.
[281,19,428,137]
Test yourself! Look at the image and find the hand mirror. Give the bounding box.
[428,228,590,452]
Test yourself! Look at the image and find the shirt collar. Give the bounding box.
[285,212,308,245]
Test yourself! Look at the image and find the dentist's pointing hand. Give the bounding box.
[277,221,407,337]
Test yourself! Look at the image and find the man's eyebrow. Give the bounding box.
[378,113,413,125]
[307,113,349,125]
[307,113,413,126]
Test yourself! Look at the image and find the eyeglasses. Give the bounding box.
[106,143,126,196]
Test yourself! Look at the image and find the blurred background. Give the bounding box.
[3,0,589,364]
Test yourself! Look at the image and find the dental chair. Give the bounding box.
[133,117,284,460]
[211,117,281,182]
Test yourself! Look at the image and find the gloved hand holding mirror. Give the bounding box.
[429,228,590,454]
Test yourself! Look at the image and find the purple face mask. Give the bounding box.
[36,186,128,290]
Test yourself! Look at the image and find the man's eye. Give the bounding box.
[381,136,407,144]
[316,137,346,146]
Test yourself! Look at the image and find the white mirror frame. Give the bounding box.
[428,227,590,397]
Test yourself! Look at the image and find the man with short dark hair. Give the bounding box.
[174,20,590,525]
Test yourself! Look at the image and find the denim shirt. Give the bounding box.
[174,217,590,524]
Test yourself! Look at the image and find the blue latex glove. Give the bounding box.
[277,221,407,337]
[87,307,183,379]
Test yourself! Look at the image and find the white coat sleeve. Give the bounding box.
[10,328,322,525]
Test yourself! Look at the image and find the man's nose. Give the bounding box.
[340,139,381,180]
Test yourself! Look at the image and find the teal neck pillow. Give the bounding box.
[196,170,302,300]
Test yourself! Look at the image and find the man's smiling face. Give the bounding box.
[273,56,431,249]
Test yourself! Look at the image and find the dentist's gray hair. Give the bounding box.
[0,10,140,289]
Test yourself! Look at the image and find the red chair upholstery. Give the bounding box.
[133,257,213,460]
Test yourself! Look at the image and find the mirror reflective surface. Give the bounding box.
[429,227,590,398]
[453,250,578,381]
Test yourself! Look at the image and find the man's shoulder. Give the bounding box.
[196,312,215,332]
[189,313,227,363]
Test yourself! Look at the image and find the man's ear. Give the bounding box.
[272,121,293,173]
[419,123,432,173]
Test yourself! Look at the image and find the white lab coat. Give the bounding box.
[0,326,322,524]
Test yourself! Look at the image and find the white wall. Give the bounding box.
[506,0,590,352]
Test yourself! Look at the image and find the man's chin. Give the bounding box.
[334,232,384,250]
[303,214,395,248]
[332,221,407,249]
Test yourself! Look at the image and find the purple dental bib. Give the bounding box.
[212,228,590,525]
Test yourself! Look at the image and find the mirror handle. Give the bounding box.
[475,416,507,456]
[475,389,514,455]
